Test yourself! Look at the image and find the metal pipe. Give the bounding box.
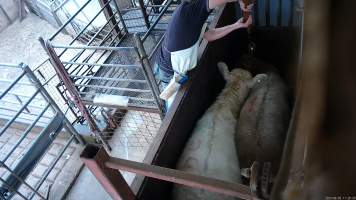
[2,104,51,163]
[81,95,154,102]
[71,75,147,83]
[112,0,128,33]
[98,0,122,39]
[74,83,151,93]
[148,33,165,60]
[50,0,92,40]
[0,90,40,136]
[28,136,75,200]
[80,144,136,200]
[0,71,26,100]
[138,0,150,28]
[105,156,257,200]
[0,162,46,199]
[62,61,140,68]
[53,44,134,51]
[0,63,22,68]
[23,65,86,146]
[83,101,160,113]
[0,177,28,200]
[134,34,165,117]
[142,0,173,41]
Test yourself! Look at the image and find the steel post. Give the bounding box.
[80,144,136,200]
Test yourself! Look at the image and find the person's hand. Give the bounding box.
[238,0,254,12]
[235,15,253,29]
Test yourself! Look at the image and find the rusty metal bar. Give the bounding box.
[106,157,257,200]
[80,144,136,200]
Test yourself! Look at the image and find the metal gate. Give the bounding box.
[0,63,84,199]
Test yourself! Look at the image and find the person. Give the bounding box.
[155,0,253,106]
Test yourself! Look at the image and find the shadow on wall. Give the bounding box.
[0,0,22,33]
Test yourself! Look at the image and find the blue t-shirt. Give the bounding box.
[157,0,212,74]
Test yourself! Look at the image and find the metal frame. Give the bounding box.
[81,144,259,200]
[0,63,85,199]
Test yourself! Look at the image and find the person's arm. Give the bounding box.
[203,15,252,42]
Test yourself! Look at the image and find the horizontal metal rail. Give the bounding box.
[1,104,51,163]
[106,157,257,200]
[74,83,151,93]
[28,135,75,200]
[49,0,92,40]
[0,162,46,200]
[52,44,135,51]
[83,101,160,113]
[62,61,140,68]
[0,63,23,68]
[70,75,147,83]
[80,94,155,102]
[0,71,26,100]
[0,90,41,136]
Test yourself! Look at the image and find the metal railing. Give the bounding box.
[80,144,259,200]
[0,63,85,199]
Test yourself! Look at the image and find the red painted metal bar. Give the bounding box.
[80,144,136,200]
[106,157,259,200]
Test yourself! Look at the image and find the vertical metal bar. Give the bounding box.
[37,40,111,151]
[0,162,46,199]
[80,144,136,200]
[0,177,28,200]
[113,0,129,33]
[0,90,40,136]
[28,136,75,200]
[2,103,51,163]
[22,64,86,146]
[138,0,150,29]
[265,0,270,26]
[98,0,122,38]
[0,71,26,100]
[133,34,164,118]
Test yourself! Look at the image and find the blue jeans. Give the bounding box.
[154,63,173,84]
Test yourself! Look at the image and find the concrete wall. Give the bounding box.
[0,0,20,33]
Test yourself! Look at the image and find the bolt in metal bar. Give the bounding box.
[28,136,75,200]
[0,90,40,136]
[2,104,51,163]
[0,71,26,100]
[134,34,164,117]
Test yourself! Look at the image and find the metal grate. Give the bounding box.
[0,63,84,199]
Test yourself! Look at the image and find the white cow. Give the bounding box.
[172,62,267,200]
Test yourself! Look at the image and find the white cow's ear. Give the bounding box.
[217,62,230,81]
